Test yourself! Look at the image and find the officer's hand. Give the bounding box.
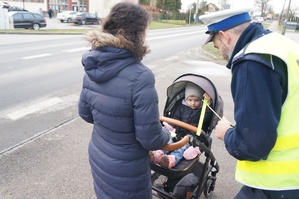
[214,116,232,141]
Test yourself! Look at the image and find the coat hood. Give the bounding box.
[82,30,139,82]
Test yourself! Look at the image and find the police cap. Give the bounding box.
[199,8,252,44]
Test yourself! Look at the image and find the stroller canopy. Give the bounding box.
[164,73,224,133]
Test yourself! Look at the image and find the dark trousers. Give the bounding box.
[235,185,299,199]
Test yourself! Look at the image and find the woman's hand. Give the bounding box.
[162,122,176,137]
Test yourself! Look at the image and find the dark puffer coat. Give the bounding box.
[173,102,213,131]
[78,31,170,199]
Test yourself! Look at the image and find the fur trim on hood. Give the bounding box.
[84,30,135,51]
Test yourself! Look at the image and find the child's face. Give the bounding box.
[186,96,202,110]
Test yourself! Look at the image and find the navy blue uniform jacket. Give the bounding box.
[224,23,288,161]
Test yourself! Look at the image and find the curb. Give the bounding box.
[198,46,218,60]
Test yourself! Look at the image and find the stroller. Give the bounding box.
[151,73,224,199]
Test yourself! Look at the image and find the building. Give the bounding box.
[1,0,134,18]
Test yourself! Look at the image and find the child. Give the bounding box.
[172,83,213,140]
[150,82,212,168]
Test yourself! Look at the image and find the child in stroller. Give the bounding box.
[150,82,213,169]
[151,74,223,199]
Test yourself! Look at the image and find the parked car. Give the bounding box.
[8,11,47,30]
[8,6,28,12]
[71,12,100,25]
[57,11,77,23]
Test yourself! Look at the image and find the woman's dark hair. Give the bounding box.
[102,2,150,58]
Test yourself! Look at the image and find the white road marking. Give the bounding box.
[7,97,63,121]
[165,56,178,62]
[147,30,204,41]
[62,47,90,52]
[21,54,51,60]
[18,30,201,60]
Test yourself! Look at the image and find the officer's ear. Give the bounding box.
[218,30,231,45]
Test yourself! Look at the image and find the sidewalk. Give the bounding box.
[0,118,96,199]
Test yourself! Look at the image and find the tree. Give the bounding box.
[280,1,299,21]
[199,0,207,15]
[218,0,228,10]
[267,5,274,14]
[254,0,271,17]
[139,0,151,5]
[156,0,181,11]
[288,6,299,20]
[265,4,274,19]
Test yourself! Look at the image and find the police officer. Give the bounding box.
[199,8,299,199]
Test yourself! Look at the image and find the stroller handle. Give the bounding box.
[160,116,197,151]
[160,116,197,133]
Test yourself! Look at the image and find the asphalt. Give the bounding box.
[0,20,298,199]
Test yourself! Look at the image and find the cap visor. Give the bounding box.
[204,33,215,44]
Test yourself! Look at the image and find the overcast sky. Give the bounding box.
[181,0,299,14]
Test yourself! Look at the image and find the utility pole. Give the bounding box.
[194,0,199,24]
[188,4,193,25]
[281,0,292,35]
[279,0,287,25]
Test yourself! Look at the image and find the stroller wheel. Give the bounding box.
[204,178,215,198]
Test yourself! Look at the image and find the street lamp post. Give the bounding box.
[188,4,193,25]
[194,0,199,24]
[282,0,292,35]
[279,0,287,25]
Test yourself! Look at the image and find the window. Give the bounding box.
[13,13,23,19]
[33,14,43,19]
[23,13,34,19]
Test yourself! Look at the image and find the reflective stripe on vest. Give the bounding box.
[234,32,299,190]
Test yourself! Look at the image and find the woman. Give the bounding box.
[78,2,170,199]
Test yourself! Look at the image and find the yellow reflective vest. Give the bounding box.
[235,32,299,190]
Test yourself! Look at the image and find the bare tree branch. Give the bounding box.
[254,0,271,17]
